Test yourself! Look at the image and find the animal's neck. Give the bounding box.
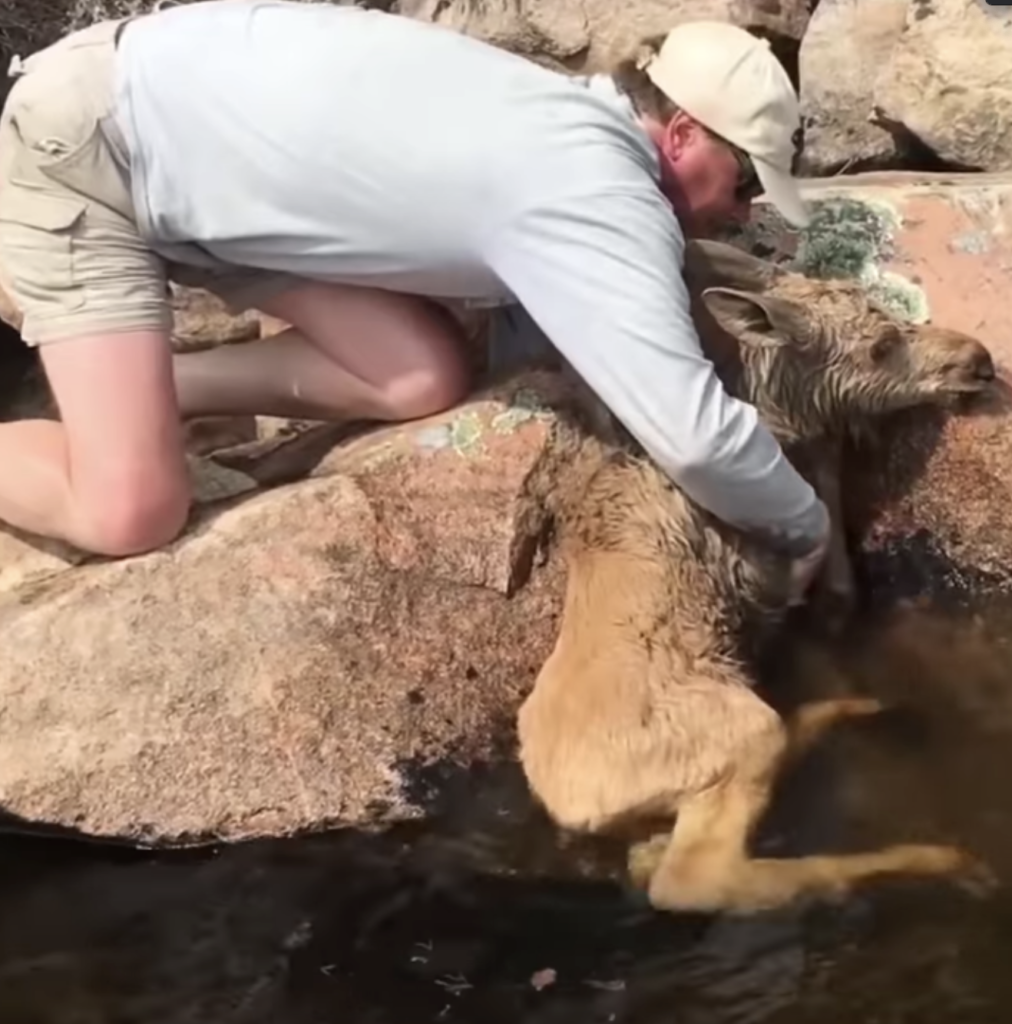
[735,348,848,443]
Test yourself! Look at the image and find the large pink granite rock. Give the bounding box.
[798,0,908,175]
[0,372,568,846]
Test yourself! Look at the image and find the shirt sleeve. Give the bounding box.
[484,182,827,553]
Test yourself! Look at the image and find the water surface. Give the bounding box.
[3,599,1012,1024]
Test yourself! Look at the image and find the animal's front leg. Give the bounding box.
[807,435,857,631]
[783,697,885,766]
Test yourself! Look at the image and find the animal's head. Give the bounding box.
[682,241,996,435]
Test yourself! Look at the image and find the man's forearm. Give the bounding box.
[487,294,828,554]
[657,387,829,555]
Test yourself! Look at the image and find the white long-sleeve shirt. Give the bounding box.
[113,0,825,551]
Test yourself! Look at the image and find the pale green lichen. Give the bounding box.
[447,411,485,456]
[490,387,555,434]
[358,439,400,471]
[511,386,554,414]
[789,196,930,323]
[491,407,536,433]
[793,197,901,280]
[413,424,453,452]
[865,269,931,324]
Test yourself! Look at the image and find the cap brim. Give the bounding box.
[752,158,811,229]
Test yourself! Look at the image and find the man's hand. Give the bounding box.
[785,498,831,607]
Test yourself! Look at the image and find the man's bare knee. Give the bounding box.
[374,354,470,421]
[77,479,192,557]
[260,283,473,423]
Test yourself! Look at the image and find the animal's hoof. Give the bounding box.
[951,852,999,899]
[627,835,668,889]
[838,697,888,721]
[893,843,998,898]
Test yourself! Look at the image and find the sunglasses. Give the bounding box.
[709,125,804,204]
[701,126,762,202]
[729,144,763,203]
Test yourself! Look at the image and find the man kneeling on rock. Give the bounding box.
[0,0,829,595]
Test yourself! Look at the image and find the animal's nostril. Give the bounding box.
[974,353,997,380]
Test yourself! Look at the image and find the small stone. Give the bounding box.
[170,284,261,352]
[530,968,557,991]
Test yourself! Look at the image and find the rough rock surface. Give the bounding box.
[169,284,262,352]
[397,0,591,66]
[0,372,568,846]
[871,0,1012,172]
[730,172,1012,599]
[398,0,813,71]
[798,0,908,175]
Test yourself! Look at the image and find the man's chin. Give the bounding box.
[681,217,722,240]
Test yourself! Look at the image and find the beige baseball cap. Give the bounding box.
[643,20,809,228]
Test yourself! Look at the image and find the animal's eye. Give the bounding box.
[869,327,902,360]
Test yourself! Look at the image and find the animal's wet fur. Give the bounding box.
[518,240,998,915]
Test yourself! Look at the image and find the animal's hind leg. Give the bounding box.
[629,696,881,889]
[645,783,989,915]
[628,706,788,895]
[636,709,990,915]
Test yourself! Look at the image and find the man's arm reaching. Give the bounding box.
[484,183,829,556]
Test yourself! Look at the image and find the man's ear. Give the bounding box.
[662,110,695,159]
[700,287,810,348]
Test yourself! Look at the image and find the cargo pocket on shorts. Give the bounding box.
[0,188,87,314]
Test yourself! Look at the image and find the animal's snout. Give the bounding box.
[971,349,997,382]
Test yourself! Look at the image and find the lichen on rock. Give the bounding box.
[728,194,931,324]
[792,197,929,322]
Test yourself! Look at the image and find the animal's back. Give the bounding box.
[518,615,781,832]
[518,442,784,833]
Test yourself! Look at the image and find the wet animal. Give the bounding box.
[518,242,997,915]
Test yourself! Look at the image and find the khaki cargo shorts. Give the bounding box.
[0,18,299,347]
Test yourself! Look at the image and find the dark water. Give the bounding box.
[4,597,1012,1024]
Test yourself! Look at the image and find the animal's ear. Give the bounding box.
[700,287,809,348]
[683,239,780,295]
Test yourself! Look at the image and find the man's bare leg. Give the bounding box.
[0,328,192,556]
[174,281,470,422]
